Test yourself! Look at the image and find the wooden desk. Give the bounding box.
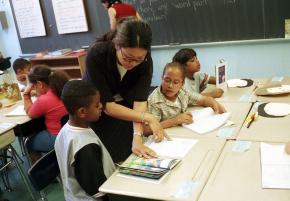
[0,102,31,125]
[255,77,290,103]
[237,102,290,143]
[30,51,86,78]
[99,138,226,201]
[198,141,290,201]
[165,102,252,140]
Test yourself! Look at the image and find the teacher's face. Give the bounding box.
[116,47,147,70]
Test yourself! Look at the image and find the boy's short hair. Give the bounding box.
[61,80,98,115]
[13,58,31,73]
[172,48,197,65]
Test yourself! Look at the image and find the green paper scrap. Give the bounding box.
[232,141,252,152]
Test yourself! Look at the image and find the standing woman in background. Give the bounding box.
[101,0,142,30]
[23,65,69,162]
[83,17,167,162]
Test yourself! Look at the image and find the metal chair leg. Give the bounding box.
[8,145,38,201]
[18,137,26,156]
[10,145,24,164]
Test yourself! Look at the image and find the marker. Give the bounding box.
[246,112,258,128]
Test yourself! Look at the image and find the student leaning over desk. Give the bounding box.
[83,17,167,162]
[55,80,115,201]
[144,62,226,135]
[23,65,69,163]
[173,48,224,98]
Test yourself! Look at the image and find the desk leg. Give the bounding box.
[8,145,37,201]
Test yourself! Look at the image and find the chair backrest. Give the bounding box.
[28,149,60,191]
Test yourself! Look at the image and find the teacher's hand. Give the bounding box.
[132,135,157,159]
[145,113,170,142]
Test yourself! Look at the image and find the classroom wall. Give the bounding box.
[1,0,290,86]
[0,0,22,62]
[151,40,290,86]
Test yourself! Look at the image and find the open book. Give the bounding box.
[183,107,231,134]
[118,137,197,180]
[118,157,181,180]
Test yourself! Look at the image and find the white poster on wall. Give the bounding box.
[52,0,88,34]
[11,0,46,38]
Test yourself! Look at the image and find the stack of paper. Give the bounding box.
[260,143,290,189]
[183,107,231,134]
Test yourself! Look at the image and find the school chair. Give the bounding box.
[27,149,60,201]
[0,129,37,201]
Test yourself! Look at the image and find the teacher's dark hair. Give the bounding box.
[113,17,152,51]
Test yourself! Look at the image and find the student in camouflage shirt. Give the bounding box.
[145,62,225,135]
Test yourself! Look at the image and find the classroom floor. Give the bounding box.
[0,140,65,201]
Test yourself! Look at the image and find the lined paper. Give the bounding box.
[12,0,46,38]
[52,0,88,34]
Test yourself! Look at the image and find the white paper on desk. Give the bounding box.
[182,107,231,134]
[260,143,290,189]
[146,137,198,159]
[264,103,290,116]
[4,105,27,116]
[227,79,247,87]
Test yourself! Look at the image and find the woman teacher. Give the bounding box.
[83,17,167,162]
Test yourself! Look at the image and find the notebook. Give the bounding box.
[183,107,231,134]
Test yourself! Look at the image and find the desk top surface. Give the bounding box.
[198,141,290,201]
[0,101,30,125]
[237,102,290,143]
[100,138,226,201]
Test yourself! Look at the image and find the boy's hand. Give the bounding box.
[210,88,224,98]
[175,112,193,125]
[212,100,226,114]
[16,74,27,82]
[132,135,157,159]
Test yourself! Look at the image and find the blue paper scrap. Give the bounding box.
[172,181,198,199]
[271,76,284,82]
[217,127,235,138]
[232,141,252,152]
[239,94,252,101]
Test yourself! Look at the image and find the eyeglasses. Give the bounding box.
[119,48,146,65]
[162,78,182,87]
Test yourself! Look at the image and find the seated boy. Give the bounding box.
[144,62,225,134]
[55,80,115,201]
[173,48,224,98]
[12,58,31,90]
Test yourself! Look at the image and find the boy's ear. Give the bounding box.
[76,107,87,119]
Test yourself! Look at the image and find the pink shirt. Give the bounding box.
[28,89,67,135]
